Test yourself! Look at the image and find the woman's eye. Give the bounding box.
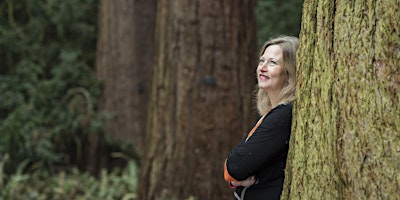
[269,60,277,65]
[259,59,265,64]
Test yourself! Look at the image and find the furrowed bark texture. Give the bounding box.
[282,0,400,199]
[137,1,257,200]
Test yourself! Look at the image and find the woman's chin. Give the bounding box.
[258,84,269,91]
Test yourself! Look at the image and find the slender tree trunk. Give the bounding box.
[137,1,257,200]
[282,0,400,199]
[94,0,156,170]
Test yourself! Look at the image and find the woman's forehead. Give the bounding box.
[262,45,282,59]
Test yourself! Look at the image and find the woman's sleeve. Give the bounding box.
[225,105,292,181]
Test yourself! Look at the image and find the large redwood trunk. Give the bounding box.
[137,1,257,200]
[92,0,156,171]
[282,0,400,199]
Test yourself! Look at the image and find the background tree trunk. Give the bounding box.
[137,1,257,200]
[94,0,156,170]
[282,0,400,199]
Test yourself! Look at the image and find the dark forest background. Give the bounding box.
[0,0,302,199]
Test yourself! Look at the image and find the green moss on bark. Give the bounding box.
[283,0,400,199]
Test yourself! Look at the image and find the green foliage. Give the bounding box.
[0,155,138,200]
[0,0,103,173]
[256,0,303,47]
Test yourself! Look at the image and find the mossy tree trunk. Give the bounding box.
[282,0,400,199]
[95,0,156,156]
[137,1,257,200]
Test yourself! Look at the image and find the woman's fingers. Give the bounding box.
[230,176,257,187]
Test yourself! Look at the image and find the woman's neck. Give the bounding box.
[268,91,281,108]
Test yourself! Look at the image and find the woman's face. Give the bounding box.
[256,44,286,94]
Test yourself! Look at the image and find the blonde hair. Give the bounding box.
[256,36,299,115]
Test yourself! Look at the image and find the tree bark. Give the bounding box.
[95,0,156,161]
[137,1,257,200]
[282,0,400,199]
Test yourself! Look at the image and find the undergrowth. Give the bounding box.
[0,155,138,200]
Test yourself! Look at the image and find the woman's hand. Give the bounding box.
[230,176,257,187]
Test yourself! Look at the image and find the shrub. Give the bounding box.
[0,0,102,172]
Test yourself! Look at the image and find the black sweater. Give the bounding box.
[226,104,292,199]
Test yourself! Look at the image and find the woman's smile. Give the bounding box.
[258,73,269,81]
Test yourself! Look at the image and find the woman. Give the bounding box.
[224,36,299,199]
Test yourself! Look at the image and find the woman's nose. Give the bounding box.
[259,63,267,71]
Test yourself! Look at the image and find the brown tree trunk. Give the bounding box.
[282,0,400,199]
[93,0,156,170]
[137,1,257,200]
